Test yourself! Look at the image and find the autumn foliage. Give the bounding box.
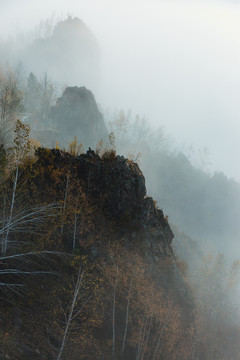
[0,127,240,360]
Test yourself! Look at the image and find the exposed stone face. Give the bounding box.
[0,148,193,360]
[76,150,146,218]
[75,149,174,258]
[51,87,109,149]
[35,148,174,260]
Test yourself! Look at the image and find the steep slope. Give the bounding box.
[0,148,193,360]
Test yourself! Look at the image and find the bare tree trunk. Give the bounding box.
[138,314,151,360]
[3,165,19,255]
[73,211,77,251]
[56,266,84,360]
[146,340,155,360]
[61,175,69,235]
[72,198,78,251]
[112,263,119,360]
[141,314,153,360]
[151,320,167,360]
[122,275,134,354]
[190,339,195,360]
[136,308,148,360]
[1,193,6,254]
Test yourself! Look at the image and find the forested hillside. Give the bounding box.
[1,121,239,359]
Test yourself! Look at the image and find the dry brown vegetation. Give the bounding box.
[0,121,240,360]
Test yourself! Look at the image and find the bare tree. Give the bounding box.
[1,120,31,255]
[0,250,64,294]
[122,275,134,354]
[56,264,93,360]
[112,263,119,360]
[24,72,57,129]
[60,174,69,235]
[0,68,24,148]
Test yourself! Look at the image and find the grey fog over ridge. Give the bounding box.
[0,0,239,181]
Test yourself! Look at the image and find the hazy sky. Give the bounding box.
[0,0,240,180]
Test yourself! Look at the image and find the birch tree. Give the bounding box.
[24,72,57,129]
[56,265,84,360]
[2,119,31,255]
[55,258,99,360]
[191,253,240,360]
[0,68,24,148]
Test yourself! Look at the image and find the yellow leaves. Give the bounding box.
[14,119,31,152]
[29,138,41,148]
[127,151,141,163]
[68,136,83,156]
[6,119,31,171]
[70,254,88,270]
[101,149,116,161]
[106,339,112,347]
[0,330,17,352]
[126,158,135,169]
[95,139,104,156]
[98,240,187,357]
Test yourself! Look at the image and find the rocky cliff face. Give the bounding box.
[50,87,109,149]
[0,148,193,360]
[34,148,174,259]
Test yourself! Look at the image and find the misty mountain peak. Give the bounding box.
[52,16,93,41]
[22,16,100,88]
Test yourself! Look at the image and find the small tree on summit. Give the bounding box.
[0,72,24,148]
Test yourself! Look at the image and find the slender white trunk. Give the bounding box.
[56,267,84,360]
[146,341,154,360]
[72,198,78,251]
[136,308,147,360]
[190,334,198,360]
[73,212,77,251]
[152,320,167,360]
[61,175,69,235]
[141,314,153,360]
[122,275,134,354]
[1,193,6,254]
[3,165,19,256]
[112,263,119,360]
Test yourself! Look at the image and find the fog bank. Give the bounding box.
[0,0,239,180]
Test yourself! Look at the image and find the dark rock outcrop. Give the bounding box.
[75,149,174,257]
[51,87,109,149]
[0,148,193,360]
[34,148,174,259]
